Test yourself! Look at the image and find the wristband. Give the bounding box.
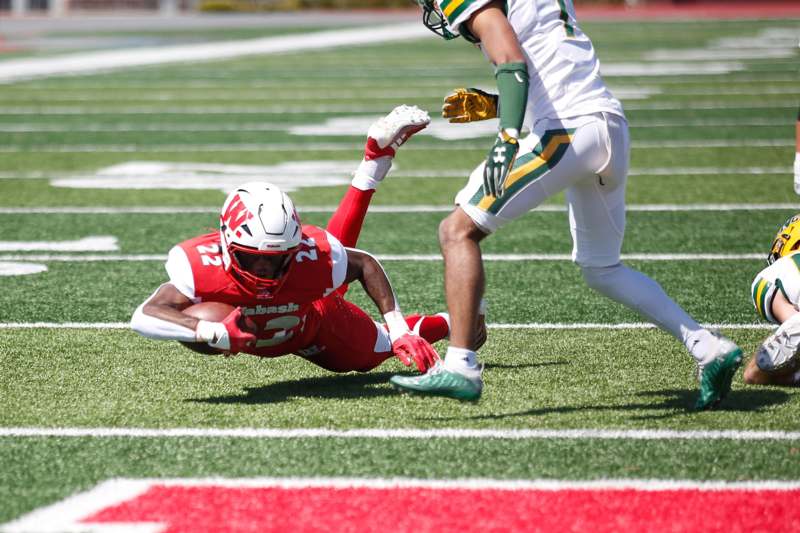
[195,320,225,344]
[384,310,410,343]
[495,62,529,132]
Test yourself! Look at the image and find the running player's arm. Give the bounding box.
[463,1,529,197]
[464,1,525,64]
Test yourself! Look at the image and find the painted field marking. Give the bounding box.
[0,203,795,215]
[0,23,431,83]
[0,427,795,440]
[0,322,774,330]
[0,236,117,252]
[1,165,790,180]
[3,75,794,90]
[0,139,793,153]
[4,477,800,533]
[0,117,793,134]
[49,160,355,193]
[384,166,793,178]
[0,252,766,262]
[0,262,47,276]
[0,102,795,115]
[2,87,800,104]
[0,234,113,275]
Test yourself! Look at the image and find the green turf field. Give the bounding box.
[1,15,799,526]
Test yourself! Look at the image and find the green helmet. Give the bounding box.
[414,0,459,40]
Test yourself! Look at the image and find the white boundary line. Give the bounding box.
[0,203,796,214]
[0,427,797,440]
[0,322,774,330]
[0,253,765,262]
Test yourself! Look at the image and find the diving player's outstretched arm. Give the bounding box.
[344,248,439,372]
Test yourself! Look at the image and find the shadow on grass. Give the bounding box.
[187,371,398,405]
[424,388,792,422]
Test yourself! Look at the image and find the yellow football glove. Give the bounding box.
[442,88,499,123]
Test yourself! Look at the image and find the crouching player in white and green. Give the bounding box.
[746,214,800,386]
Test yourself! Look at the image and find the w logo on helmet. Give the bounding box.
[220,194,253,237]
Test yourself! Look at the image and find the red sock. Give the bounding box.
[405,314,450,344]
[326,186,374,248]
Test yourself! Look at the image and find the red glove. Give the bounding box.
[392,333,440,372]
[197,307,256,354]
[223,307,257,353]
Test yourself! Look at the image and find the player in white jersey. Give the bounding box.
[391,0,743,409]
[745,214,800,386]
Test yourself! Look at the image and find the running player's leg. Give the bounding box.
[399,116,609,398]
[567,113,741,408]
[442,115,610,373]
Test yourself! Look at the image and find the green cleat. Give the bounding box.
[390,362,483,401]
[695,334,743,410]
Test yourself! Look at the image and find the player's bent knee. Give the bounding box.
[438,209,485,248]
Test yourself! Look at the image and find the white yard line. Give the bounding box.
[0,426,796,440]
[0,139,792,153]
[1,88,797,102]
[0,203,794,214]
[0,105,403,114]
[0,166,791,180]
[0,118,792,133]
[0,23,431,83]
[0,322,773,330]
[1,103,796,115]
[4,76,795,91]
[0,253,766,262]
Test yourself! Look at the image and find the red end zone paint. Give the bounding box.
[73,482,800,533]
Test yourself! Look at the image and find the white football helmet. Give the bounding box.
[219,182,302,298]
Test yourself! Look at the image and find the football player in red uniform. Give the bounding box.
[131,106,456,374]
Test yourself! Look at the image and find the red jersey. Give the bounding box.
[165,225,348,357]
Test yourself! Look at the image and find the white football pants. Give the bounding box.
[455,112,706,355]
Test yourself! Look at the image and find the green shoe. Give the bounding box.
[695,335,743,410]
[390,362,483,401]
